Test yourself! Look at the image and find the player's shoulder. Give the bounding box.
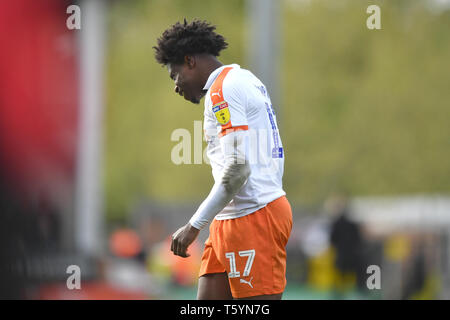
[224,65,254,83]
[222,65,255,96]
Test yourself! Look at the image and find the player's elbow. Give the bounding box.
[222,161,251,194]
[238,161,251,182]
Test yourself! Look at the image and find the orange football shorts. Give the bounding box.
[199,195,293,298]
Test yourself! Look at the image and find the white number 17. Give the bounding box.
[225,249,256,278]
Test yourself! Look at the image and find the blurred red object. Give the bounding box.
[0,0,78,199]
[36,281,149,300]
[109,229,143,258]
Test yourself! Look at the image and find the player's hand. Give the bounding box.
[171,223,200,258]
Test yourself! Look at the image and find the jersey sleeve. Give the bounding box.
[189,129,251,230]
[209,67,249,138]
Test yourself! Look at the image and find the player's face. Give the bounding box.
[168,61,205,104]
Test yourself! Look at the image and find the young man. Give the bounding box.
[154,19,292,300]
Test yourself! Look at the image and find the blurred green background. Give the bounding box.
[105,0,450,221]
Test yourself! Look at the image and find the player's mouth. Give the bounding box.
[180,89,194,102]
[177,87,202,104]
[181,90,189,101]
[177,88,187,99]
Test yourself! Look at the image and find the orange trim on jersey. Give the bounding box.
[210,67,235,130]
[210,67,248,137]
[210,67,233,105]
[218,125,249,138]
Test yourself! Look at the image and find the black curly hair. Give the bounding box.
[154,19,228,66]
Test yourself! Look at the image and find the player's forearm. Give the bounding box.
[189,149,250,230]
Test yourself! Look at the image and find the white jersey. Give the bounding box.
[203,64,286,220]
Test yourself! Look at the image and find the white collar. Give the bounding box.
[203,64,240,90]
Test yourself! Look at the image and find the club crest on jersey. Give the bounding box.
[212,101,230,125]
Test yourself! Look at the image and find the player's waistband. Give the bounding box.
[214,191,286,221]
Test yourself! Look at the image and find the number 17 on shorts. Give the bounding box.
[225,249,256,279]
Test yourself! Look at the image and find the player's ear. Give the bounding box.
[184,55,196,69]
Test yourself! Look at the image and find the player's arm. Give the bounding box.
[171,130,250,257]
[189,129,250,229]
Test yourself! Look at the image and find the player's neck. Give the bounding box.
[200,56,223,87]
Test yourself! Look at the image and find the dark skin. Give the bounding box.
[168,54,281,300]
[167,54,223,105]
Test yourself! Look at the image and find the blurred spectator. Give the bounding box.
[402,242,426,299]
[326,193,366,297]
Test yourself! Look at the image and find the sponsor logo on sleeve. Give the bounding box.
[212,101,230,125]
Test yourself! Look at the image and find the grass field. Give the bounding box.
[162,283,379,300]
